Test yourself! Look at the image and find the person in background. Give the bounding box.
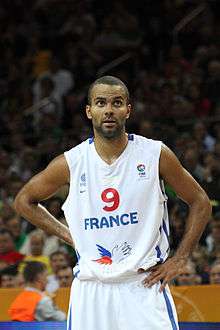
[57,266,74,288]
[0,229,24,265]
[20,232,51,274]
[206,213,220,260]
[8,261,66,321]
[46,251,69,293]
[4,214,27,252]
[209,262,220,284]
[175,261,201,286]
[0,265,18,288]
[0,260,9,271]
[20,228,58,256]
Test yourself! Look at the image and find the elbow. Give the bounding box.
[13,191,30,216]
[198,190,212,219]
[13,193,23,215]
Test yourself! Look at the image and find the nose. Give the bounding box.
[104,102,114,115]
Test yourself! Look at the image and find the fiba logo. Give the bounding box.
[137,164,146,177]
[80,173,86,187]
[81,173,86,182]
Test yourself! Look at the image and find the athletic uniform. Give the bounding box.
[62,134,179,330]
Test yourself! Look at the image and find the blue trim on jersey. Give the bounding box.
[76,250,80,262]
[74,270,80,278]
[68,304,72,330]
[89,136,94,144]
[162,219,169,241]
[163,289,178,330]
[155,245,163,262]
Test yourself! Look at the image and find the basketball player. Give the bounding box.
[14,76,211,329]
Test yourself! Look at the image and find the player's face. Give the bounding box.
[86,84,131,139]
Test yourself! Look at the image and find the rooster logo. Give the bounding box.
[93,242,132,265]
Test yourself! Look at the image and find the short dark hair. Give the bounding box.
[23,261,46,283]
[57,266,72,273]
[87,75,130,105]
[49,250,67,260]
[0,264,18,277]
[0,229,14,239]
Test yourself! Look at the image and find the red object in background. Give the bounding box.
[0,251,24,264]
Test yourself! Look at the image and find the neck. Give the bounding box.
[93,131,128,165]
[27,282,42,291]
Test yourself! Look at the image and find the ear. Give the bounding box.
[86,105,92,120]
[126,104,132,119]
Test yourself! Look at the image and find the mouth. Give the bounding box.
[102,120,116,127]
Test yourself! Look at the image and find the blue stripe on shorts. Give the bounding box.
[163,289,178,330]
[68,304,72,330]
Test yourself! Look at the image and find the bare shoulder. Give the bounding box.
[159,143,180,176]
[39,154,70,185]
[14,154,70,204]
[159,143,208,205]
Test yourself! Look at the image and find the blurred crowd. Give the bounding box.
[0,0,220,293]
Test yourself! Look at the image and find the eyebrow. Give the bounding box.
[94,96,124,101]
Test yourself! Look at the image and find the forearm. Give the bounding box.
[14,199,74,247]
[174,193,211,259]
[36,297,66,321]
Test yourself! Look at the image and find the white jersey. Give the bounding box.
[62,134,170,282]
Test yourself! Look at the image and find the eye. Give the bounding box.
[96,100,105,107]
[113,100,123,107]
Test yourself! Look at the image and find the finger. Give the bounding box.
[143,269,163,283]
[145,264,160,273]
[137,268,146,273]
[159,279,168,292]
[142,273,164,287]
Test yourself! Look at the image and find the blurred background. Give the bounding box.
[0,0,220,327]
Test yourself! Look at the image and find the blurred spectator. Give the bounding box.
[4,215,27,251]
[175,261,201,286]
[33,55,74,117]
[0,265,18,288]
[46,251,69,293]
[0,229,24,265]
[202,154,220,201]
[21,228,61,257]
[170,209,186,252]
[182,148,205,182]
[57,266,73,288]
[8,261,66,321]
[0,260,9,271]
[193,121,215,152]
[191,246,210,284]
[205,59,220,104]
[15,272,25,288]
[20,232,51,274]
[209,262,220,284]
[206,214,220,261]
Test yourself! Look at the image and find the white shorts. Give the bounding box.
[67,274,179,330]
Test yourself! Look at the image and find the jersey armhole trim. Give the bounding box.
[157,142,167,202]
[61,151,77,211]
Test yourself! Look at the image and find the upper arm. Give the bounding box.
[14,154,70,206]
[159,144,209,206]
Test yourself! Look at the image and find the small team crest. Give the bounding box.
[137,164,146,177]
[80,173,86,187]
